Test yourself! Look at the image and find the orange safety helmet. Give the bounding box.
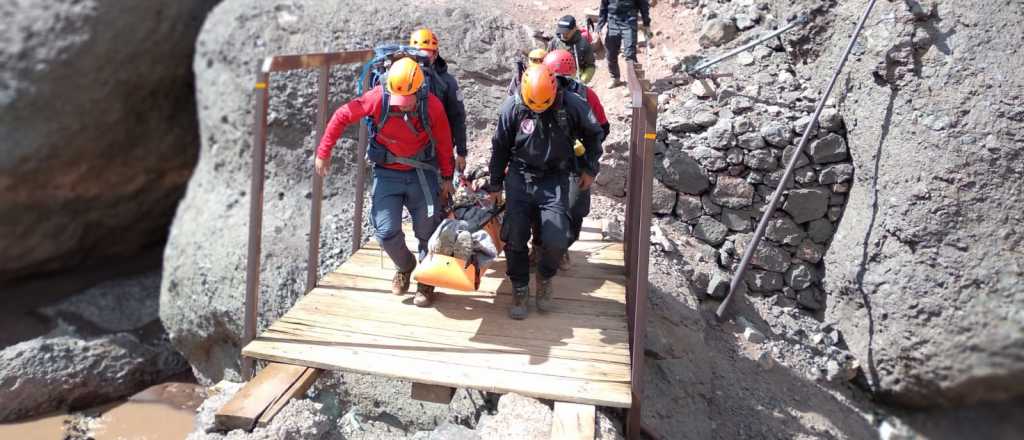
[409,28,439,51]
[520,64,558,113]
[542,49,577,77]
[528,48,548,65]
[386,58,425,106]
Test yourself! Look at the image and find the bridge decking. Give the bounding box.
[242,219,631,407]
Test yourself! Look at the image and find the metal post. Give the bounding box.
[307,65,329,293]
[716,0,879,320]
[242,66,271,381]
[351,77,371,254]
[687,14,808,76]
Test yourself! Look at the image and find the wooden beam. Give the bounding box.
[214,363,317,431]
[552,402,596,440]
[410,383,455,404]
[256,367,321,427]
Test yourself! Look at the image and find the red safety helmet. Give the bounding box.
[542,49,577,77]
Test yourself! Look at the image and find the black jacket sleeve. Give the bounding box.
[564,92,604,176]
[579,39,596,70]
[489,97,518,191]
[444,74,468,156]
[639,0,651,27]
[598,0,609,26]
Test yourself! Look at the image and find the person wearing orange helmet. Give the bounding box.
[316,58,455,307]
[539,49,610,269]
[409,28,468,174]
[487,65,604,320]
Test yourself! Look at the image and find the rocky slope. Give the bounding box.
[160,0,531,384]
[0,0,219,282]
[667,0,1024,409]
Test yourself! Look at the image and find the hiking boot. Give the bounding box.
[535,276,553,313]
[434,224,457,256]
[413,284,437,307]
[609,78,625,89]
[558,252,572,271]
[392,268,413,295]
[509,285,529,320]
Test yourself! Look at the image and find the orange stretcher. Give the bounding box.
[413,206,503,292]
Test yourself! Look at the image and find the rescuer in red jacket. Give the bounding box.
[315,58,455,307]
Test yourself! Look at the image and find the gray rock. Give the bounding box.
[735,14,757,31]
[795,239,825,263]
[730,97,755,114]
[733,117,756,134]
[786,263,815,290]
[476,393,552,440]
[694,111,719,128]
[744,149,777,171]
[734,234,791,273]
[819,163,855,184]
[819,108,844,132]
[652,184,678,215]
[676,194,703,222]
[743,327,767,344]
[706,271,731,298]
[41,272,161,333]
[0,0,218,281]
[710,176,754,208]
[830,193,847,206]
[760,121,794,147]
[190,386,336,440]
[809,133,849,163]
[832,182,851,193]
[701,194,723,215]
[807,218,836,244]
[721,208,751,231]
[689,146,728,171]
[766,215,806,245]
[745,269,784,291]
[160,0,531,383]
[706,121,737,149]
[657,150,711,194]
[726,147,745,165]
[797,287,824,311]
[699,18,739,47]
[794,167,818,184]
[828,206,844,222]
[737,50,755,66]
[663,114,704,133]
[737,132,766,150]
[414,423,483,440]
[781,145,811,169]
[783,188,830,223]
[0,333,187,422]
[693,216,729,246]
[746,171,765,184]
[792,115,819,136]
[596,409,626,440]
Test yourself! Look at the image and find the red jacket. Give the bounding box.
[316,86,454,177]
[584,87,608,126]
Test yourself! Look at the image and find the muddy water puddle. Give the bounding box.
[0,381,205,439]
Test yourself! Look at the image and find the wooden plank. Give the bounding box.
[214,363,310,431]
[243,338,632,407]
[552,402,596,440]
[411,383,455,404]
[256,367,320,427]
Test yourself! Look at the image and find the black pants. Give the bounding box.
[605,18,638,81]
[503,170,571,287]
[533,174,591,247]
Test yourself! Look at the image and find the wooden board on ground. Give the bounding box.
[552,402,596,440]
[215,363,318,431]
[256,366,320,428]
[411,383,455,404]
[242,219,632,408]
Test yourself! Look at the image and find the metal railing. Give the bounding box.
[243,49,373,380]
[241,49,658,440]
[623,61,658,440]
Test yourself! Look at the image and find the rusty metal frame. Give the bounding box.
[623,61,658,440]
[243,50,373,380]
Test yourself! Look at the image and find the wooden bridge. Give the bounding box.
[216,49,657,439]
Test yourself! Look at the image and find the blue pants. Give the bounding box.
[370,167,440,273]
[503,170,571,287]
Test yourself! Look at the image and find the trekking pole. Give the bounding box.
[716,0,879,320]
[687,13,808,77]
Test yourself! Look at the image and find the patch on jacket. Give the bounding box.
[519,119,536,135]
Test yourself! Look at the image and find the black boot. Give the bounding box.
[509,284,529,320]
[535,276,553,313]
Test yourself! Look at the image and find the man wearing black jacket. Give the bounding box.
[488,65,603,320]
[411,28,469,171]
[598,0,652,88]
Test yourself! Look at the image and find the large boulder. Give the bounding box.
[160,0,530,383]
[809,0,1024,406]
[0,0,219,281]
